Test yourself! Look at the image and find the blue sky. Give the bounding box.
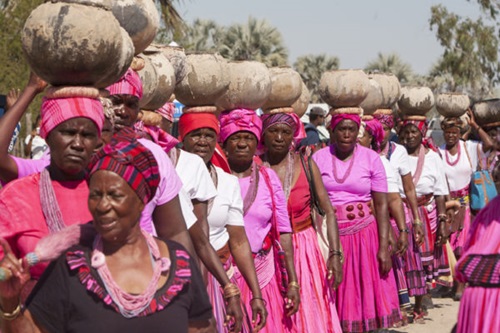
[176,0,484,75]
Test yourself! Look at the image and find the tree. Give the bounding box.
[176,19,224,52]
[365,53,414,84]
[293,54,340,103]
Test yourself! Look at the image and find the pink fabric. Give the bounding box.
[288,166,311,223]
[374,113,395,129]
[261,113,306,145]
[312,144,388,206]
[450,206,471,257]
[219,109,262,143]
[156,102,175,122]
[106,68,143,99]
[9,155,50,181]
[0,173,92,279]
[135,122,179,153]
[330,114,361,131]
[238,168,291,252]
[364,118,385,152]
[39,97,104,139]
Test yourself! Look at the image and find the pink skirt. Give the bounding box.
[457,287,500,333]
[291,226,342,333]
[335,216,401,333]
[450,205,471,258]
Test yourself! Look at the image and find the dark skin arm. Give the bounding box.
[468,110,494,153]
[280,233,300,317]
[310,160,343,289]
[401,173,424,245]
[387,192,409,256]
[372,191,392,276]
[435,195,448,245]
[227,225,267,332]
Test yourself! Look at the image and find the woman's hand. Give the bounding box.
[326,255,343,289]
[6,88,21,111]
[0,239,30,301]
[27,71,48,94]
[395,231,409,257]
[436,221,448,246]
[284,285,300,317]
[249,298,267,332]
[412,223,424,246]
[377,245,392,276]
[224,296,243,333]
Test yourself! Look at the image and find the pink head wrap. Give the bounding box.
[106,68,143,99]
[373,113,395,129]
[364,118,385,152]
[261,113,306,145]
[40,97,104,139]
[330,113,361,131]
[156,102,175,122]
[219,109,262,143]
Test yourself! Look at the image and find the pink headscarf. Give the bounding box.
[330,113,361,131]
[219,109,262,143]
[261,113,306,145]
[40,97,104,139]
[134,121,179,153]
[156,102,175,122]
[106,68,143,99]
[364,118,385,152]
[374,113,395,129]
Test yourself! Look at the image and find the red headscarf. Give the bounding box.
[401,118,438,151]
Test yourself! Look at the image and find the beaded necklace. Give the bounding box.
[445,141,461,166]
[331,145,356,184]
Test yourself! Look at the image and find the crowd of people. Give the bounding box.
[0,68,498,333]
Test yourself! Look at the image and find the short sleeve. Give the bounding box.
[226,175,245,227]
[187,253,213,322]
[466,140,481,171]
[179,189,198,229]
[177,151,217,202]
[370,152,388,193]
[433,154,450,196]
[11,155,49,179]
[26,256,69,333]
[266,168,292,234]
[381,157,399,193]
[394,144,412,176]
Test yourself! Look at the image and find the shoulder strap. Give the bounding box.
[463,141,474,170]
[259,166,281,241]
[299,153,325,216]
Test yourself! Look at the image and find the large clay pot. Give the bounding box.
[398,87,435,116]
[160,45,188,84]
[175,53,229,107]
[291,81,310,118]
[318,69,370,108]
[436,93,470,118]
[262,67,302,111]
[359,78,383,115]
[360,73,401,115]
[22,2,134,88]
[138,51,176,110]
[111,0,159,55]
[472,99,500,127]
[215,61,272,111]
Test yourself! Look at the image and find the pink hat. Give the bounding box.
[106,68,143,99]
[219,109,262,143]
[156,102,175,122]
[39,97,104,139]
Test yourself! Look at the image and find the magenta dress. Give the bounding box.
[312,144,400,333]
[455,196,500,333]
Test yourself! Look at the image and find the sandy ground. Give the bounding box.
[386,297,459,333]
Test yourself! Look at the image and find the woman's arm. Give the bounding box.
[279,233,300,317]
[401,173,424,245]
[372,191,392,275]
[468,110,494,153]
[435,195,448,245]
[387,192,409,256]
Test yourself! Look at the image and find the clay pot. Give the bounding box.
[398,87,435,116]
[360,73,401,115]
[215,61,272,111]
[436,93,470,118]
[160,45,188,84]
[110,0,159,55]
[318,69,370,108]
[359,78,383,115]
[291,82,311,118]
[138,51,176,110]
[22,2,134,88]
[174,53,229,107]
[472,99,500,127]
[262,67,302,111]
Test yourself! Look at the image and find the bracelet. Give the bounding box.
[438,214,448,222]
[288,281,300,290]
[399,228,410,233]
[412,219,423,226]
[223,283,241,300]
[250,297,267,306]
[0,302,22,321]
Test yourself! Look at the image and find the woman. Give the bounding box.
[260,112,343,333]
[0,89,104,300]
[220,109,300,333]
[360,117,427,324]
[438,114,493,300]
[0,131,214,332]
[180,112,267,332]
[312,111,400,333]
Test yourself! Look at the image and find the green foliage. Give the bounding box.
[365,53,414,84]
[293,54,339,103]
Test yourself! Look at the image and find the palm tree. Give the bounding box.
[365,53,414,84]
[293,54,340,102]
[177,19,224,52]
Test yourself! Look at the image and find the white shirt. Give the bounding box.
[439,140,480,192]
[175,150,218,202]
[381,156,399,193]
[408,149,449,197]
[208,167,245,251]
[386,143,412,196]
[25,135,48,160]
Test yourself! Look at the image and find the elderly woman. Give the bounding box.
[312,111,400,333]
[0,131,213,332]
[179,112,267,332]
[219,109,300,333]
[259,112,342,333]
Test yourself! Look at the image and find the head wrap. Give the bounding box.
[219,109,262,143]
[261,113,306,146]
[178,113,220,141]
[441,117,465,131]
[134,121,179,153]
[87,127,159,203]
[401,119,428,137]
[106,68,143,100]
[40,97,104,139]
[364,118,385,152]
[373,113,395,129]
[330,113,361,131]
[156,102,175,122]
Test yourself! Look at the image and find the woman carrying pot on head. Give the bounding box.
[360,117,427,325]
[219,109,300,333]
[312,110,401,333]
[0,131,214,332]
[0,87,104,300]
[259,112,343,333]
[179,112,268,333]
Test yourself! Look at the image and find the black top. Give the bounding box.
[26,240,212,333]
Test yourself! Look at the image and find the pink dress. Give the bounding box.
[455,196,500,333]
[312,144,400,333]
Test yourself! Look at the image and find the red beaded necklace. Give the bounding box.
[331,145,356,184]
[445,141,461,167]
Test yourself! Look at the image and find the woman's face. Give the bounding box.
[263,123,293,155]
[109,94,140,131]
[46,118,99,175]
[358,129,372,149]
[332,119,359,153]
[443,126,461,146]
[224,131,258,166]
[400,124,422,150]
[183,128,217,164]
[88,170,144,243]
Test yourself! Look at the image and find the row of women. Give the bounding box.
[0,68,498,333]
